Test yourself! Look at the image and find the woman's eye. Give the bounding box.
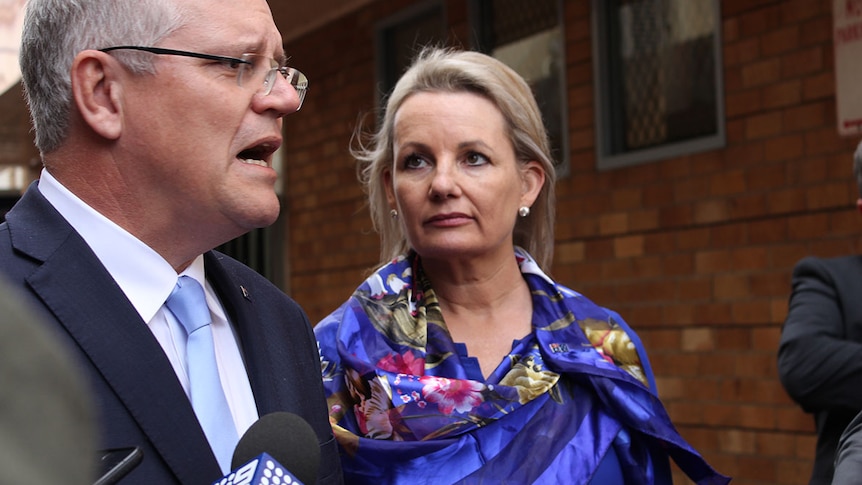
[465,152,489,166]
[403,154,429,169]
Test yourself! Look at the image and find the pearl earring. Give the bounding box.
[518,206,530,217]
[390,209,398,219]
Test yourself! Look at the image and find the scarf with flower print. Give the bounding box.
[315,248,729,485]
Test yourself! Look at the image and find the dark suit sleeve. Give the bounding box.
[833,410,862,484]
[778,256,862,411]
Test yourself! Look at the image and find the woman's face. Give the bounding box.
[385,90,543,264]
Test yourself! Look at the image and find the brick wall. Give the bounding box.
[280,1,854,483]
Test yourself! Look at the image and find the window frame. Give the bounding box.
[591,0,726,171]
[374,0,447,108]
[470,0,570,178]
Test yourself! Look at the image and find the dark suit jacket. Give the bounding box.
[0,183,342,484]
[778,255,862,485]
[833,408,862,485]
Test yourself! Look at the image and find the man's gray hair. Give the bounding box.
[20,0,186,154]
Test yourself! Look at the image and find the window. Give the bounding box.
[472,0,569,176]
[376,1,446,101]
[216,224,282,285]
[592,0,724,170]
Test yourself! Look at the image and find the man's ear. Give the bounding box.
[70,50,123,140]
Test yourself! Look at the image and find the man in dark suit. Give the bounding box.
[778,139,862,485]
[0,0,342,483]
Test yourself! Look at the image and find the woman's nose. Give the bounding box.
[428,162,461,199]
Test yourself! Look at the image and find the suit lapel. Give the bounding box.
[204,253,284,416]
[10,186,221,482]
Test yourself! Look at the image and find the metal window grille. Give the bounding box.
[593,0,724,170]
[472,0,569,175]
[479,0,558,46]
[216,208,283,287]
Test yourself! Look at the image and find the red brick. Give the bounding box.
[754,431,796,457]
[694,199,731,224]
[714,273,751,300]
[781,46,825,78]
[555,241,585,263]
[750,271,792,297]
[787,213,830,240]
[584,239,614,260]
[767,187,808,214]
[677,276,713,301]
[752,326,783,352]
[745,111,784,139]
[726,89,763,117]
[738,5,783,37]
[803,71,834,100]
[738,454,777,480]
[628,209,660,232]
[746,163,788,193]
[600,259,632,280]
[663,254,694,276]
[610,187,643,210]
[674,176,711,203]
[613,235,644,258]
[732,247,771,270]
[806,182,852,210]
[761,25,800,56]
[676,227,711,250]
[763,79,802,109]
[659,205,693,227]
[750,219,791,246]
[713,224,748,248]
[732,300,773,324]
[799,16,831,46]
[764,133,805,162]
[810,238,857,258]
[598,212,627,235]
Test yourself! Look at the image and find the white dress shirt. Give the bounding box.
[37,169,259,440]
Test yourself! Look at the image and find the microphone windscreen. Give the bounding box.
[231,412,320,485]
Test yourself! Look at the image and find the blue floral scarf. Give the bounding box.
[315,248,729,484]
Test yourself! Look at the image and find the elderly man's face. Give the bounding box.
[119,0,300,242]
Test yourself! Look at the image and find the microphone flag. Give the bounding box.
[211,452,303,485]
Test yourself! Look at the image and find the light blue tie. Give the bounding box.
[165,276,238,473]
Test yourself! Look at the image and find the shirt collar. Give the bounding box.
[38,168,185,322]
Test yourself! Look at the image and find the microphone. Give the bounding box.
[211,412,321,485]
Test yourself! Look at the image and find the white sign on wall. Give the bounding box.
[835,0,862,136]
[0,0,26,97]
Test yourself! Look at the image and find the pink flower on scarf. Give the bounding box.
[420,376,484,415]
[377,351,425,375]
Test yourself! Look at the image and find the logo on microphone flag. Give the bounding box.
[211,453,301,485]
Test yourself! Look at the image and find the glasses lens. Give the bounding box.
[238,54,273,91]
[240,54,308,110]
[284,68,308,110]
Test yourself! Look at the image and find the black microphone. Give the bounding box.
[211,412,320,485]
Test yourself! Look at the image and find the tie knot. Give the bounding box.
[165,276,211,335]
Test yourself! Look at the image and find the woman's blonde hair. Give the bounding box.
[352,47,557,271]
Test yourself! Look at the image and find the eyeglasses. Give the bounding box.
[99,46,308,110]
